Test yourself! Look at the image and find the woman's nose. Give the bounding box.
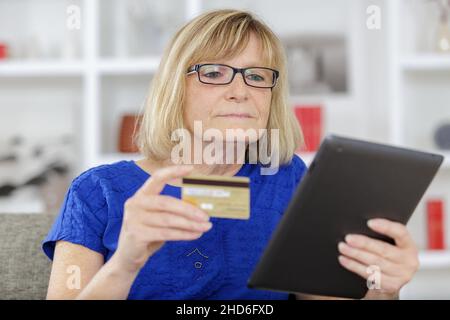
[226,73,249,102]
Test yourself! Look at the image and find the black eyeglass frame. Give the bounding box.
[186,63,280,89]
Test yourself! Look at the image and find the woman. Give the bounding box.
[43,9,419,300]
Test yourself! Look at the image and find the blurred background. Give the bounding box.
[0,0,449,299]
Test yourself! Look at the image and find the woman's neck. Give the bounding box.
[187,162,244,176]
[171,139,247,176]
[135,142,247,186]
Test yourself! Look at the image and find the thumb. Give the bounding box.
[138,164,194,196]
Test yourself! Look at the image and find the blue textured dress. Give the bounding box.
[42,155,307,299]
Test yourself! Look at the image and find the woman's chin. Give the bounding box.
[212,121,261,132]
[199,120,265,143]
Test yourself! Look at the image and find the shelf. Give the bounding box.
[0,58,161,77]
[98,57,160,75]
[441,152,450,169]
[400,55,450,71]
[290,93,350,104]
[419,250,450,269]
[0,60,84,77]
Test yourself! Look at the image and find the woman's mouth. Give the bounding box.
[216,113,254,119]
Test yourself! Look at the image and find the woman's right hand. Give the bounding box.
[113,165,212,274]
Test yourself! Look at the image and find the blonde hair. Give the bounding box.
[136,9,304,165]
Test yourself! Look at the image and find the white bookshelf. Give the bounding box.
[0,61,84,76]
[4,7,447,166]
[419,250,450,269]
[388,0,450,299]
[93,0,203,168]
[0,0,361,174]
[400,55,450,70]
[82,0,201,170]
[91,0,356,170]
[0,0,198,173]
[97,57,160,75]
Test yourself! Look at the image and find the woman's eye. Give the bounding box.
[247,74,265,82]
[203,71,223,78]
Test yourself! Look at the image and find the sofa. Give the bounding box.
[0,213,54,299]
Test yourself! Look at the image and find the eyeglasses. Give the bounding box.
[186,63,279,89]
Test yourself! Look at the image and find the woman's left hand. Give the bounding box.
[337,218,420,300]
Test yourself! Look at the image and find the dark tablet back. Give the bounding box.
[248,134,444,299]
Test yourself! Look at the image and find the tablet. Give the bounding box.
[247,134,444,299]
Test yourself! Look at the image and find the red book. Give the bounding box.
[427,199,445,250]
[294,105,322,152]
[0,43,8,59]
[118,114,143,153]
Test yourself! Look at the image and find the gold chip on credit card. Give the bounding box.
[182,175,250,220]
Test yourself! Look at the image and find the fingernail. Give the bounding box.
[345,234,356,244]
[368,219,382,229]
[198,212,210,221]
[204,222,213,229]
[338,242,346,251]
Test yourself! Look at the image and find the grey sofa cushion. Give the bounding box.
[0,213,54,299]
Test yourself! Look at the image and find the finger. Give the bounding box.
[338,242,403,277]
[338,254,372,280]
[146,226,205,242]
[138,165,194,196]
[345,234,404,263]
[367,219,414,249]
[139,195,210,222]
[141,212,213,233]
[338,255,402,293]
[338,256,402,292]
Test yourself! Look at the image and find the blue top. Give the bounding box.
[42,155,307,299]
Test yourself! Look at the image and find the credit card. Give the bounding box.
[182,175,250,220]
